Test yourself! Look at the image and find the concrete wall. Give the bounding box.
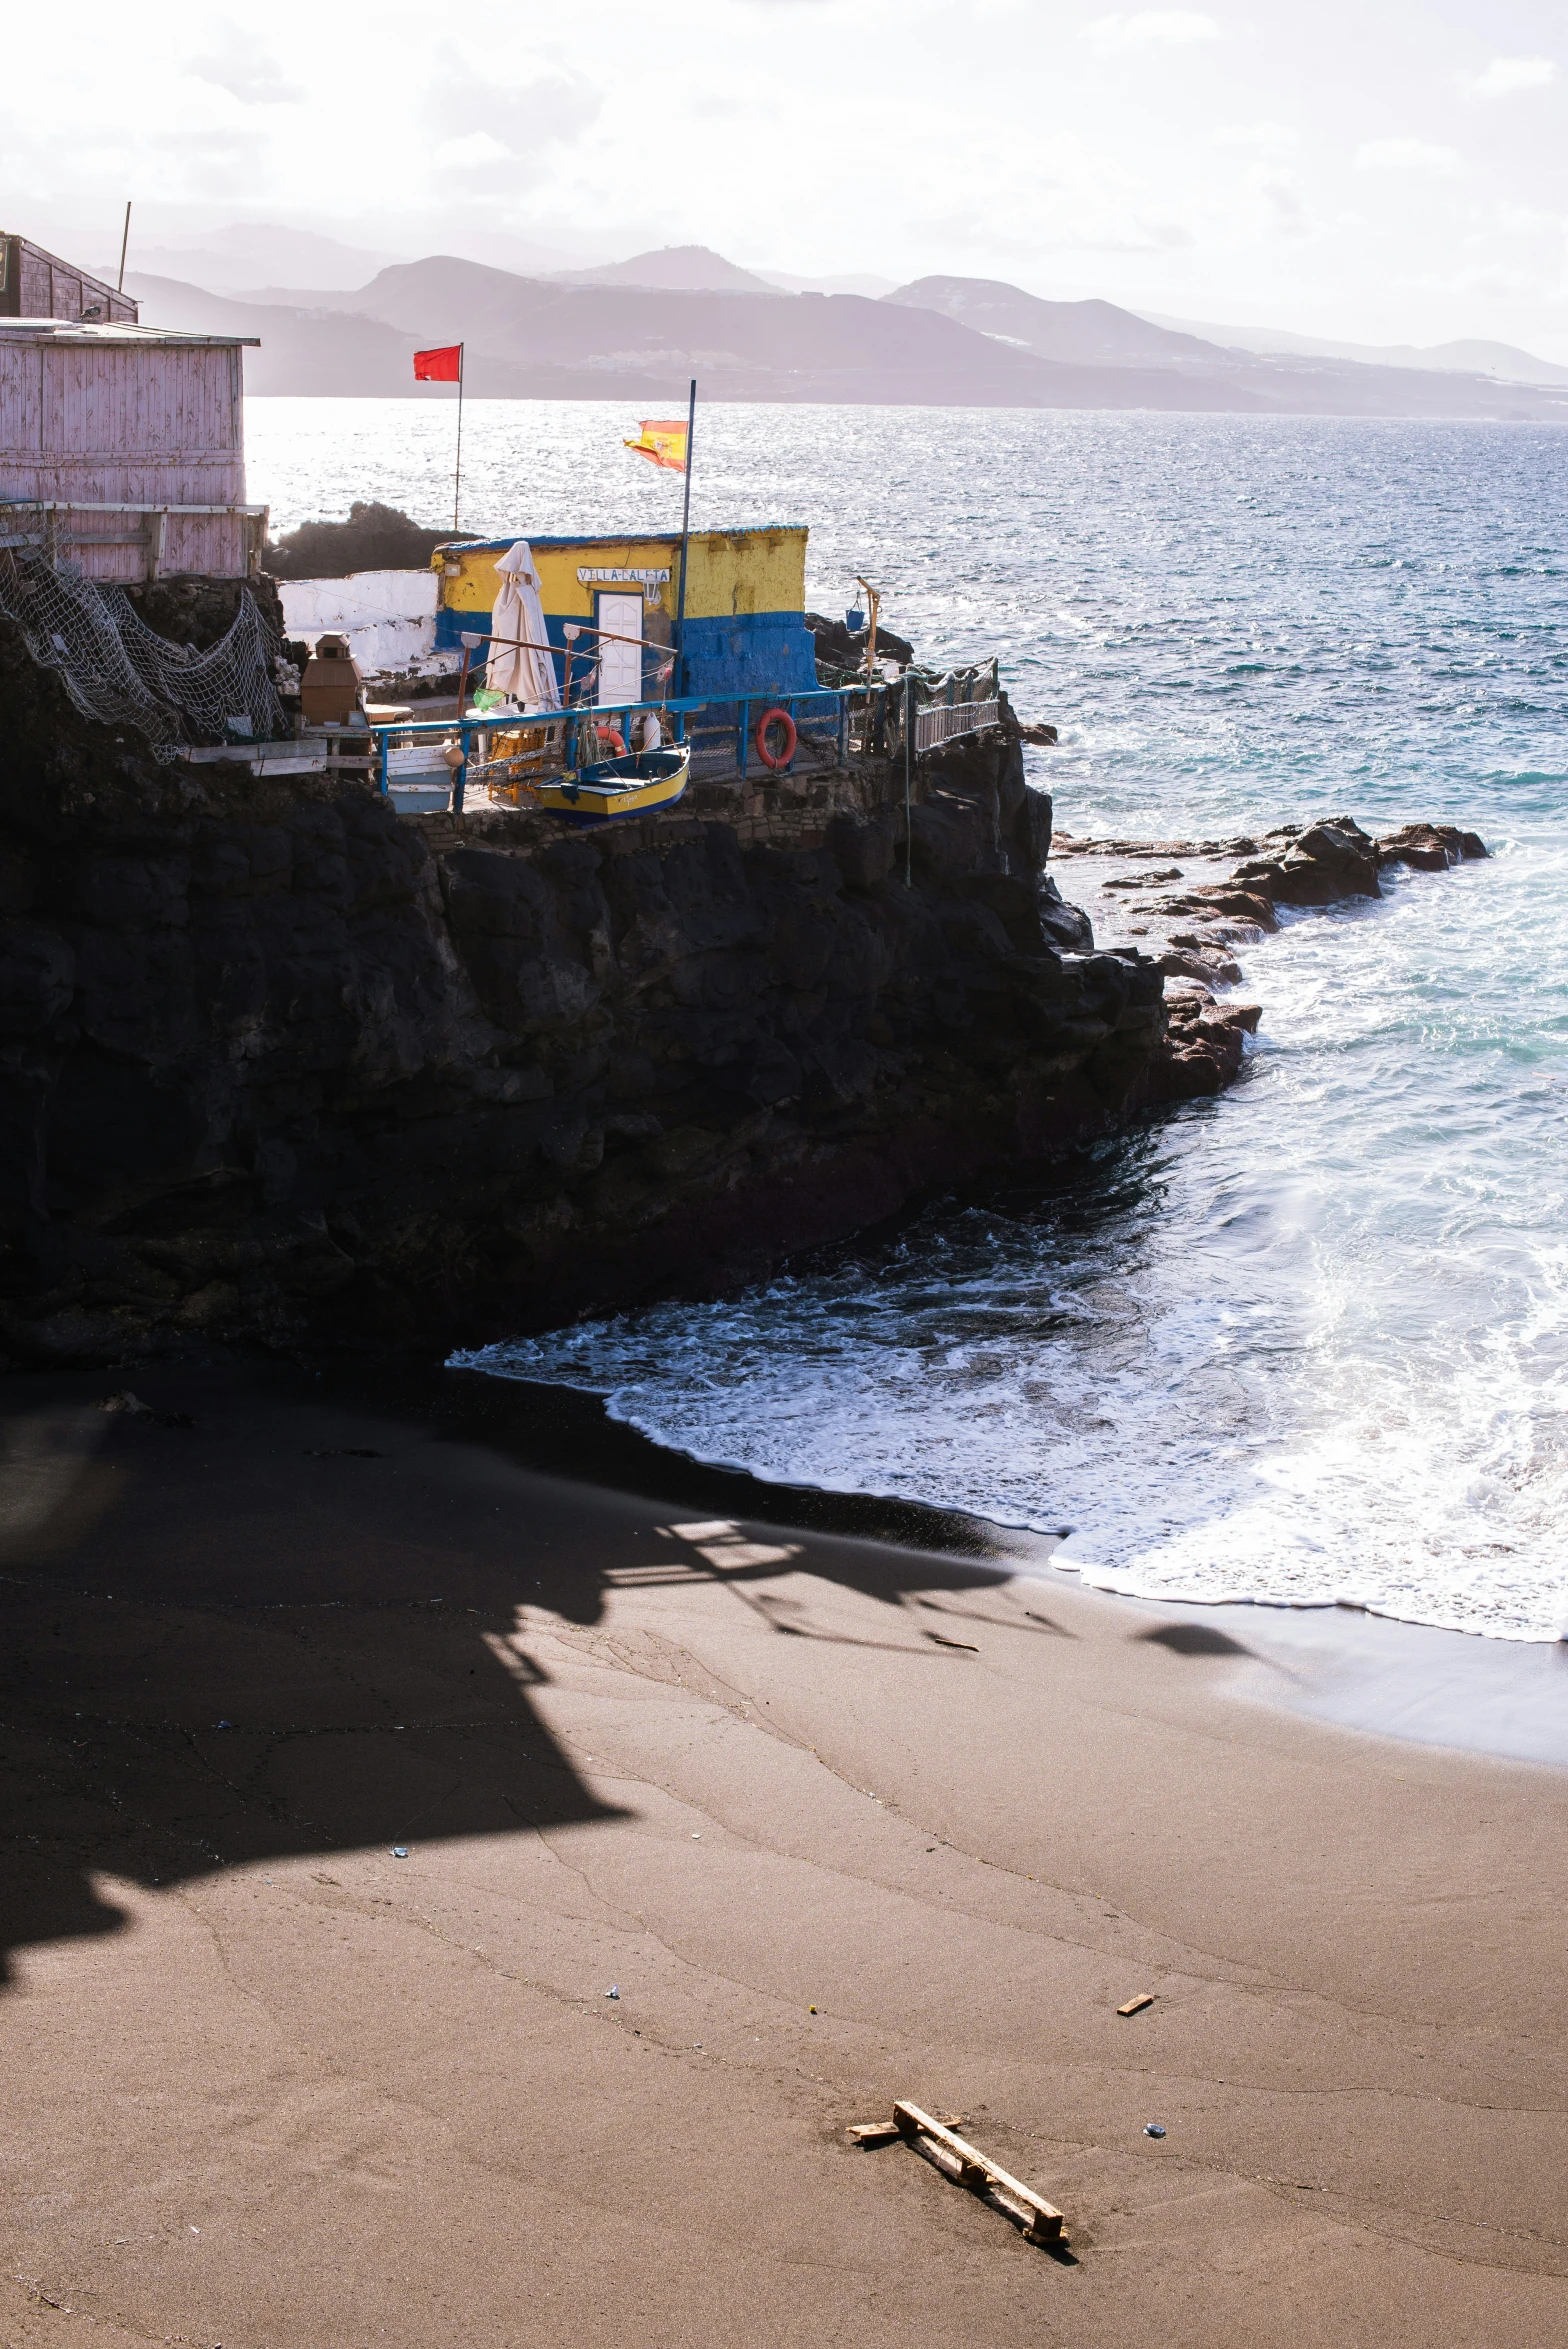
[279,568,439,676]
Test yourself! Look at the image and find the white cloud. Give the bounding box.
[1252,169,1309,239]
[1213,121,1299,149]
[1474,56,1556,99]
[1355,138,1461,174]
[432,132,514,171]
[425,53,601,161]
[186,27,301,105]
[1081,12,1219,58]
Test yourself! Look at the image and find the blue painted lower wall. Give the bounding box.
[433,607,819,701]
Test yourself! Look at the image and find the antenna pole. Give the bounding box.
[116,202,131,294]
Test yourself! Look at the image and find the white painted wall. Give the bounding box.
[279,569,441,676]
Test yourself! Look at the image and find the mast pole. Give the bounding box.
[116,202,131,293]
[453,344,465,533]
[672,377,697,695]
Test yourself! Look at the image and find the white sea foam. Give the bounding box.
[459,847,1568,1643]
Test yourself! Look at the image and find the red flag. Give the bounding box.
[414,344,463,383]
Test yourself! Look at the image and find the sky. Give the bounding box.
[7,1,1568,354]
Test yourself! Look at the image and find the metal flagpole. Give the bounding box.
[672,377,697,695]
[452,345,466,533]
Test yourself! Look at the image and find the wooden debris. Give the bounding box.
[1117,1993,1156,2016]
[851,2100,1065,2245]
[848,2110,965,2146]
[926,1632,979,1652]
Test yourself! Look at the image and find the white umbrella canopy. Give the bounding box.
[484,541,561,711]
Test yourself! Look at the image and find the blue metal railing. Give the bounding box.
[368,684,884,812]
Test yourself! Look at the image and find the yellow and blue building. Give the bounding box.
[433,525,819,704]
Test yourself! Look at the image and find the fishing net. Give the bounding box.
[0,553,288,762]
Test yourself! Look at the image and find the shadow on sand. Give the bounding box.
[1,1355,1042,1985]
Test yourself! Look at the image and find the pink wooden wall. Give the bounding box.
[0,332,254,579]
[1,238,138,326]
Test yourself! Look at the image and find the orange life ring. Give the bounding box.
[595,725,626,756]
[754,706,797,769]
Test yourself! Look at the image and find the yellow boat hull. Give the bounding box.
[533,745,691,826]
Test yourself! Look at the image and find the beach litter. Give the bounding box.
[98,1391,195,1428]
[849,2101,1064,2246]
[1118,1993,1156,2016]
[391,1846,409,1859]
[1144,2124,1167,2139]
[606,1986,620,1999]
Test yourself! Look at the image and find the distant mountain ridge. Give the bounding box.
[120,248,1568,420]
[545,243,776,293]
[885,276,1223,368]
[1137,310,1568,388]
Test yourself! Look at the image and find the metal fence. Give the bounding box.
[366,675,1004,812]
[914,697,1001,753]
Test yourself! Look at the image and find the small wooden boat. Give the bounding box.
[533,743,690,826]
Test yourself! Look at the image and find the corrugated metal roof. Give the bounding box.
[440,525,808,553]
[0,319,260,348]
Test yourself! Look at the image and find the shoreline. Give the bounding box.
[444,1359,1568,1771]
[57,1343,1566,1768]
[5,1354,1566,2346]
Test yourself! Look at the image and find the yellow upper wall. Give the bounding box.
[435,528,809,621]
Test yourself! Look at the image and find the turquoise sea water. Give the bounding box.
[249,400,1568,1639]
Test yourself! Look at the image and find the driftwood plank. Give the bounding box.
[892,2101,1064,2243]
[849,2111,965,2145]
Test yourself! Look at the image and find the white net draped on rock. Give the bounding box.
[0,554,288,762]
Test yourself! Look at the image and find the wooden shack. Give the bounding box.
[0,234,138,326]
[0,320,265,580]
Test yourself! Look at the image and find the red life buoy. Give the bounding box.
[754,706,797,769]
[595,725,626,756]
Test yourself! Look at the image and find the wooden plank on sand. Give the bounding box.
[891,2101,1064,2243]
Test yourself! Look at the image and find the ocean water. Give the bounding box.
[248,400,1568,1639]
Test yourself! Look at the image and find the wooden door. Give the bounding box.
[596,593,643,707]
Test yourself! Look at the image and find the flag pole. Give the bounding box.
[453,344,465,533]
[672,377,697,697]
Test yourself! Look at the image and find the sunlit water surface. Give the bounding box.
[249,400,1568,1638]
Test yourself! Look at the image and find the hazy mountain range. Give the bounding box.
[115,239,1568,420]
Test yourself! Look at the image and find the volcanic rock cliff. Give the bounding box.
[0,587,1257,1367]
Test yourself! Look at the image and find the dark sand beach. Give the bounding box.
[3,1361,1565,2348]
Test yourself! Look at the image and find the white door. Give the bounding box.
[596,594,643,707]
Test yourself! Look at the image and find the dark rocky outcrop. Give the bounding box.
[1375,821,1488,871]
[1231,818,1382,907]
[1050,810,1488,1092]
[1058,812,1487,935]
[264,501,456,582]
[0,624,1208,1367]
[805,611,916,685]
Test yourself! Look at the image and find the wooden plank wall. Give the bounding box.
[0,342,250,578]
[2,239,137,325]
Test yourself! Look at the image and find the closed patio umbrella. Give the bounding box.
[485,541,560,711]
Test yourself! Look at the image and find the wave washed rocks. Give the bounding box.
[0,585,1487,1366]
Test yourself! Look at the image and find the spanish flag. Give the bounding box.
[623,419,688,472]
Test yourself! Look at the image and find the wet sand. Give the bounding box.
[3,1361,1566,2348]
